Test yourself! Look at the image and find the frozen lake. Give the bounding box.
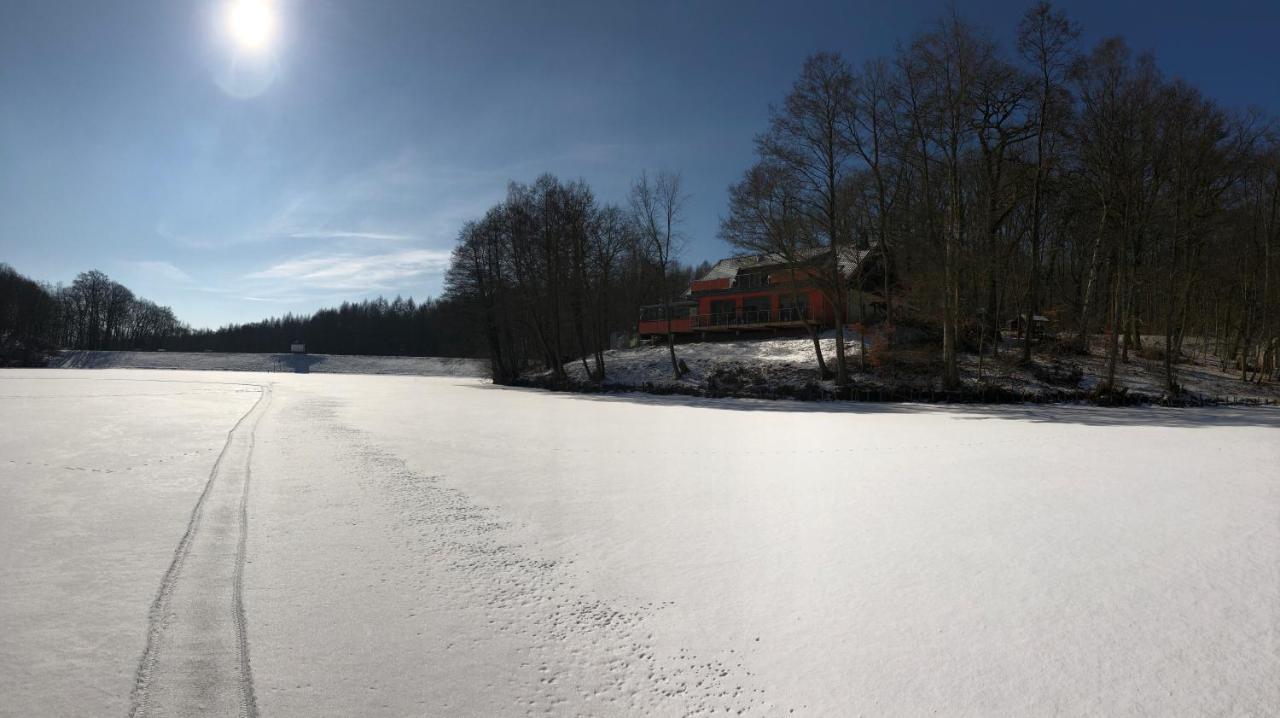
[1,369,1278,716]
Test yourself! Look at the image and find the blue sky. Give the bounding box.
[2,0,1277,328]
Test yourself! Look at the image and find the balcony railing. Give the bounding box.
[692,307,815,329]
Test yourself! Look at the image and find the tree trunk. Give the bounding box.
[793,286,829,378]
[942,224,960,389]
[858,291,868,372]
[1024,98,1047,365]
[663,274,681,379]
[1103,257,1122,394]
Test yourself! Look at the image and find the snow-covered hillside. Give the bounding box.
[560,333,1280,404]
[49,350,485,377]
[565,335,850,390]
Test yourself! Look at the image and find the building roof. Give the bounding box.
[695,245,872,284]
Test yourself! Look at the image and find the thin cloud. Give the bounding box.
[154,142,624,257]
[155,147,573,251]
[285,230,414,242]
[244,249,451,291]
[124,260,194,284]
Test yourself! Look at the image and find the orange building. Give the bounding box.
[638,247,876,338]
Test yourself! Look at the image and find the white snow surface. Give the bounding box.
[2,368,1279,716]
[49,350,485,377]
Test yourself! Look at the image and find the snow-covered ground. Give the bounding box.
[565,333,1280,404]
[567,335,850,390]
[2,368,1279,715]
[50,350,485,377]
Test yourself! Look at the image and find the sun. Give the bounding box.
[225,0,278,53]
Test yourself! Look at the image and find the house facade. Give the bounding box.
[638,247,876,338]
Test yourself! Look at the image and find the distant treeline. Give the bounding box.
[169,296,482,357]
[0,263,504,363]
[0,265,185,363]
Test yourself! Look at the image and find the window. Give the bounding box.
[709,299,737,325]
[741,296,771,323]
[779,295,809,322]
[640,305,691,322]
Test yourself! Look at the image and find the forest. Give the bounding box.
[0,265,185,362]
[444,3,1280,394]
[0,264,501,362]
[0,256,689,365]
[443,172,703,383]
[167,296,482,357]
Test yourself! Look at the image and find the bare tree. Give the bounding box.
[587,204,633,379]
[845,58,907,335]
[968,47,1034,373]
[1018,2,1080,362]
[630,170,689,379]
[446,213,521,383]
[721,160,832,377]
[103,281,134,350]
[1073,39,1167,394]
[900,15,994,388]
[759,52,857,385]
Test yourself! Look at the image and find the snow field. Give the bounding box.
[1,368,1278,715]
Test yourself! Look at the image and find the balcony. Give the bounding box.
[691,306,815,330]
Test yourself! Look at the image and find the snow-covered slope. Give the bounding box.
[562,333,1280,404]
[566,335,849,389]
[49,350,485,377]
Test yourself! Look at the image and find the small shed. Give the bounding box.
[290,341,306,354]
[1007,315,1051,338]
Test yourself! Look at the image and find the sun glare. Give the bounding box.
[225,0,277,53]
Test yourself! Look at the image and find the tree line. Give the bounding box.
[0,263,485,362]
[169,296,480,357]
[719,2,1278,393]
[0,265,185,363]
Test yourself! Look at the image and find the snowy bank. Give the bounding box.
[542,334,1280,406]
[49,350,485,377]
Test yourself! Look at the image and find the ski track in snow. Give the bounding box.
[128,383,270,718]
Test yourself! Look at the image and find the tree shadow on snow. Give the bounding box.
[55,350,122,369]
[466,383,1280,430]
[275,353,324,373]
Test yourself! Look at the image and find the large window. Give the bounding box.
[640,305,692,322]
[741,296,771,323]
[709,299,737,325]
[779,294,809,322]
